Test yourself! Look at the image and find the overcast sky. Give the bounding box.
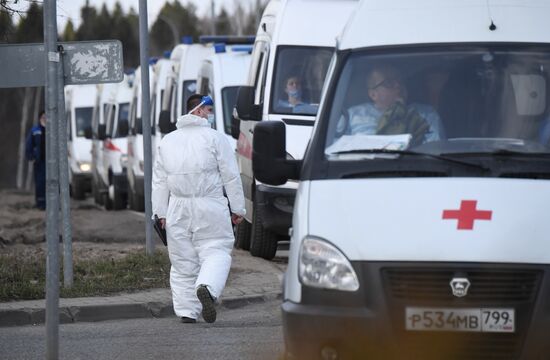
[10,0,255,30]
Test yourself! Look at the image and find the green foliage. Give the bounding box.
[0,250,171,301]
[62,20,76,42]
[0,7,13,43]
[150,0,201,56]
[15,2,43,43]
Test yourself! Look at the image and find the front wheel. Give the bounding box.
[250,201,278,260]
[234,220,252,250]
[71,177,86,200]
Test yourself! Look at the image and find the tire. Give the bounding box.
[129,190,144,212]
[92,180,103,205]
[234,220,252,250]
[250,201,278,260]
[71,177,86,200]
[103,192,113,210]
[111,180,127,210]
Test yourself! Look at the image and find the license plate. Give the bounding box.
[405,307,515,332]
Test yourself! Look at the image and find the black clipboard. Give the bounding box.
[153,215,167,246]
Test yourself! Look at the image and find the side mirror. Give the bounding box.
[135,118,143,134]
[97,124,107,140]
[230,108,240,140]
[118,120,129,137]
[159,110,176,134]
[84,126,92,140]
[236,86,261,121]
[253,121,300,185]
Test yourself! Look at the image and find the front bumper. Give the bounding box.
[72,172,92,192]
[255,184,295,236]
[283,262,550,360]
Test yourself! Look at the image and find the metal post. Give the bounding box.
[211,0,216,35]
[43,0,60,358]
[139,0,154,255]
[57,45,73,288]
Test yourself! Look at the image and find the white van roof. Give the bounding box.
[339,0,550,50]
[171,43,212,81]
[65,84,97,107]
[153,58,173,92]
[212,51,252,88]
[274,0,359,47]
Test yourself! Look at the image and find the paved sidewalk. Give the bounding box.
[0,250,286,327]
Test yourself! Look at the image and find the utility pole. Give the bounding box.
[211,0,216,35]
[44,0,61,358]
[139,0,155,255]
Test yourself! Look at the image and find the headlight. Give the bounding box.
[299,237,359,291]
[78,162,91,172]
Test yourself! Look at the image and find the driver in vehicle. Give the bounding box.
[344,65,444,146]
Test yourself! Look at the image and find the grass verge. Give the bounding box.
[0,250,170,301]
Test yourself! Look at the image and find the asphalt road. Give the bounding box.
[0,298,284,360]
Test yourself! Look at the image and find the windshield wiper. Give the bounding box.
[443,149,550,159]
[331,149,490,171]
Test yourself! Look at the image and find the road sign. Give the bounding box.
[0,40,123,88]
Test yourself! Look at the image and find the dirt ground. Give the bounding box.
[0,189,164,261]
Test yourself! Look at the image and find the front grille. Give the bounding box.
[383,268,541,304]
[382,266,542,359]
[400,332,520,360]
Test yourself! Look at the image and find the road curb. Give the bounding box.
[0,292,282,327]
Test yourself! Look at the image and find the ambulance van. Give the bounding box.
[196,43,253,150]
[65,84,96,200]
[90,76,132,210]
[158,37,211,136]
[234,0,357,259]
[127,63,154,211]
[252,0,550,358]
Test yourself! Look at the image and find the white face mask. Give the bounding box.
[207,114,215,127]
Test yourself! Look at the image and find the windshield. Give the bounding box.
[271,46,333,116]
[75,107,93,137]
[114,102,129,138]
[222,86,239,135]
[182,80,197,114]
[324,46,550,159]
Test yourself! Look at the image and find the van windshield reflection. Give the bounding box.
[272,46,333,116]
[324,46,550,161]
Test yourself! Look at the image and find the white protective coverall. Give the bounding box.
[152,113,245,319]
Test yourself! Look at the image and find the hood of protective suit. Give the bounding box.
[176,114,209,129]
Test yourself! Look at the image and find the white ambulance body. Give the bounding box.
[151,56,174,157]
[90,76,132,210]
[90,81,117,205]
[234,0,358,259]
[196,44,252,150]
[65,84,96,200]
[159,39,212,136]
[251,0,550,358]
[127,64,154,211]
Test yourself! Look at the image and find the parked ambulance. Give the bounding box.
[65,84,96,200]
[90,75,132,210]
[234,0,358,259]
[127,63,154,211]
[252,0,550,358]
[196,43,253,150]
[158,37,211,135]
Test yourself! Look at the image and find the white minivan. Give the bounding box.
[253,0,550,358]
[158,37,212,135]
[127,63,154,211]
[196,43,253,150]
[90,76,132,210]
[65,84,96,200]
[234,0,357,259]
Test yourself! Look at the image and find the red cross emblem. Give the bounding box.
[442,200,492,230]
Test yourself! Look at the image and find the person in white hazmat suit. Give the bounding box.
[152,94,245,324]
